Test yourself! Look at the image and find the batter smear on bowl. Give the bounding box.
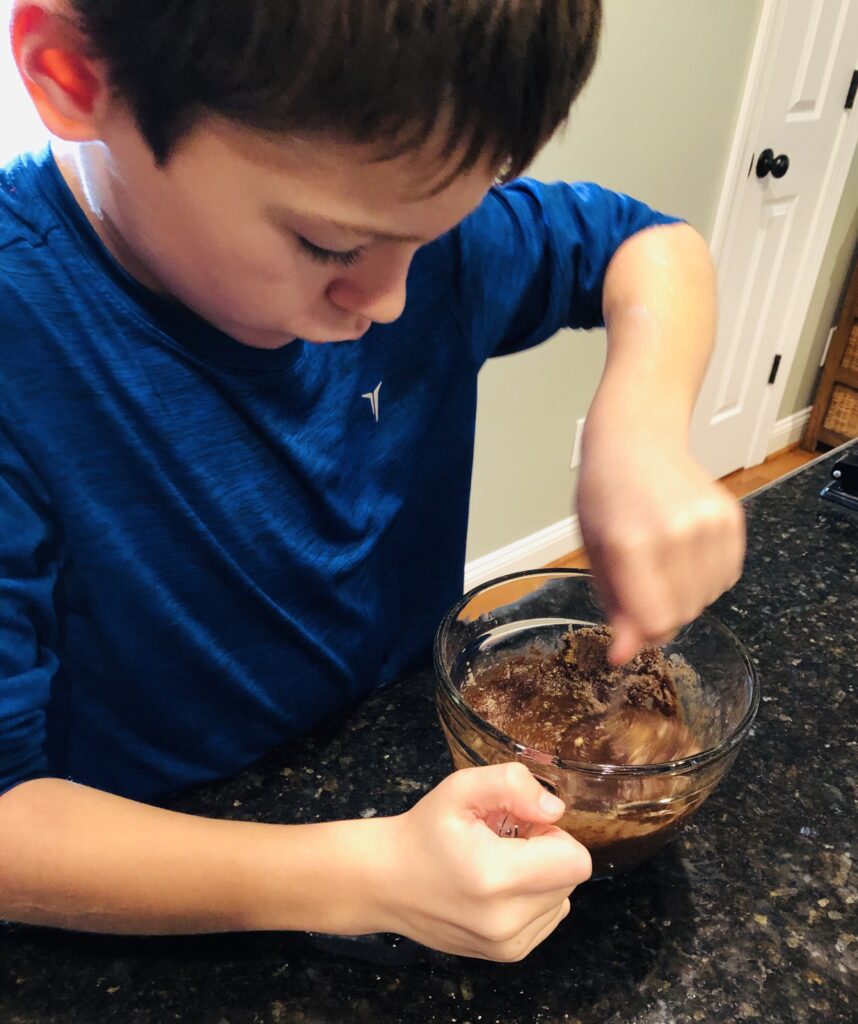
[462,625,701,765]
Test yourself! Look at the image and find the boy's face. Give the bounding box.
[76,111,498,348]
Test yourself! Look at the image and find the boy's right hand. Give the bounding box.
[375,763,591,961]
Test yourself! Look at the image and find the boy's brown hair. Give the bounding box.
[70,0,601,178]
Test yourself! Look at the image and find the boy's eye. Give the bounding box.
[297,235,364,267]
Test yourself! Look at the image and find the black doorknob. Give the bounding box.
[756,148,790,179]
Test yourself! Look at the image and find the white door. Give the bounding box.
[690,0,858,480]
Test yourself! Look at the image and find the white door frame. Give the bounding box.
[707,0,858,468]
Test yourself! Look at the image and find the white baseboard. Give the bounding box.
[464,514,583,593]
[767,406,811,455]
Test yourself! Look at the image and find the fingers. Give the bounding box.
[606,613,645,666]
[392,768,587,963]
[447,764,591,893]
[454,761,567,828]
[505,827,592,893]
[713,486,746,596]
[661,486,745,612]
[594,548,677,662]
[462,898,571,963]
[509,897,571,960]
[588,484,747,664]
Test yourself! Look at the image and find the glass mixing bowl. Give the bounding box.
[434,570,760,877]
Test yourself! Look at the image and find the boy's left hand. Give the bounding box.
[576,425,745,665]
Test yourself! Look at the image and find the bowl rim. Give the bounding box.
[433,568,761,777]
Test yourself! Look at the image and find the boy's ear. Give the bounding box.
[11,2,107,142]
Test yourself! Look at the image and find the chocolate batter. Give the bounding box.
[462,626,700,765]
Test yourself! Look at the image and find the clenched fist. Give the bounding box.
[577,426,745,665]
[375,763,591,960]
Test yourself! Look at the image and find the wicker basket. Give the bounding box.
[823,384,858,437]
[842,323,858,374]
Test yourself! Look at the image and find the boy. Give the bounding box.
[0,0,743,962]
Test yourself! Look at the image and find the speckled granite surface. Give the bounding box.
[1,443,856,1024]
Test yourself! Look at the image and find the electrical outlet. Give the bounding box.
[570,416,586,470]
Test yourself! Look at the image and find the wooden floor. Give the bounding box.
[716,444,819,499]
[547,443,819,571]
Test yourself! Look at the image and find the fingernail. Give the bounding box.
[538,791,565,816]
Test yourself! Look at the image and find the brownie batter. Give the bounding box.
[462,625,700,765]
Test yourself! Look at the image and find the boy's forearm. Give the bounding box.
[0,777,391,935]
[589,222,716,440]
[576,221,741,665]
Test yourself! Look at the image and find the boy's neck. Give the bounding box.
[51,141,170,298]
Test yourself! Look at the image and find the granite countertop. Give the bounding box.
[2,443,856,1024]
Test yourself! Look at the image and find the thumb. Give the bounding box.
[451,762,566,827]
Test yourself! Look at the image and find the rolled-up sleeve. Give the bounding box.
[454,177,681,363]
[0,427,59,796]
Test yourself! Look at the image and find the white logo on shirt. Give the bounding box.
[361,381,382,423]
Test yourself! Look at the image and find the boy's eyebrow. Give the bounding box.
[267,205,427,244]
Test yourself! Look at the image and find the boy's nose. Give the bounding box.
[327,257,410,325]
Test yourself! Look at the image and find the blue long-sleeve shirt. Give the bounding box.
[0,148,677,801]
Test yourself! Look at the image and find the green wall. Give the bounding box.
[778,147,858,420]
[466,0,764,561]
